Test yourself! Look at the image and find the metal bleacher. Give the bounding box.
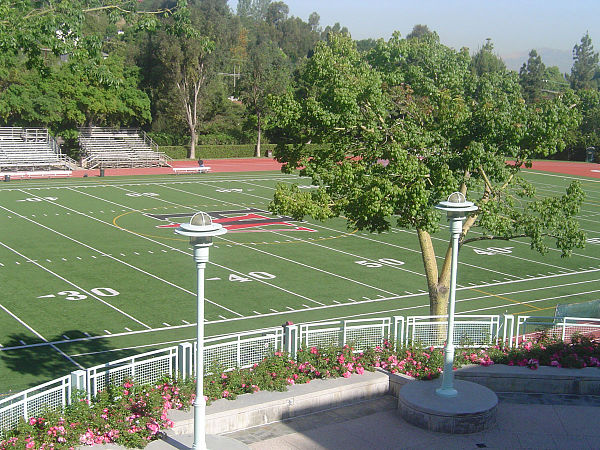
[78,127,172,169]
[0,127,76,172]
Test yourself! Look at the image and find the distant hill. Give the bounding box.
[502,48,573,74]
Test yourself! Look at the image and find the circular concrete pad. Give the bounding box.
[398,379,497,434]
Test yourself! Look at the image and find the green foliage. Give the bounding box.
[519,49,546,103]
[0,56,151,153]
[568,32,600,90]
[0,377,194,449]
[470,39,506,76]
[269,32,585,313]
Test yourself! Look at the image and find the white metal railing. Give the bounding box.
[85,347,178,400]
[299,317,390,351]
[516,316,600,344]
[201,327,284,374]
[0,313,592,434]
[405,314,507,348]
[0,376,71,436]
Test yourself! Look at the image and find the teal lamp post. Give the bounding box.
[435,192,477,398]
[175,212,227,449]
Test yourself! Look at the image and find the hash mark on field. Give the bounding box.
[76,257,82,260]
[120,253,126,256]
[19,340,26,345]
[347,298,356,302]
[83,332,91,337]
[148,251,154,254]
[0,344,3,348]
[253,310,261,315]
[362,296,370,300]
[419,290,427,293]
[302,304,311,308]
[61,258,67,261]
[15,261,20,265]
[270,308,278,312]
[333,300,340,304]
[104,330,112,335]
[62,335,69,340]
[124,327,132,332]
[405,291,413,295]
[182,320,189,324]
[134,252,140,255]
[219,315,227,320]
[46,259,51,262]
[162,322,170,327]
[91,256,97,259]
[286,306,295,310]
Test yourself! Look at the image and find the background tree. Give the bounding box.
[154,29,215,158]
[519,49,546,103]
[470,39,506,75]
[238,38,289,156]
[269,33,585,316]
[568,32,600,90]
[406,24,433,40]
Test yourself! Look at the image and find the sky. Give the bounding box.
[228,0,600,72]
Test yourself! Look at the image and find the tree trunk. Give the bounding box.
[254,114,262,157]
[417,228,452,316]
[189,129,197,160]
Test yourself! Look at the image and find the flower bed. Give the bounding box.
[2,334,598,449]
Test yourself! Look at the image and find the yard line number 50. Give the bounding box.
[355,258,404,268]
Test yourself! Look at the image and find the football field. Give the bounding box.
[0,170,599,393]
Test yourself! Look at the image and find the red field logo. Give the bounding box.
[146,208,316,232]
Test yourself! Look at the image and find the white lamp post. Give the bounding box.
[435,192,477,398]
[175,212,227,450]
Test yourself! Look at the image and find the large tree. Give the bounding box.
[0,0,178,75]
[238,38,289,156]
[519,49,546,103]
[155,30,215,159]
[568,32,600,91]
[269,33,585,316]
[470,39,506,76]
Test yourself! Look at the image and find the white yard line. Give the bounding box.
[9,189,243,317]
[0,240,151,329]
[3,269,598,352]
[69,185,319,310]
[0,299,83,368]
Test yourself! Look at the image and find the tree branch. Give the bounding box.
[462,234,528,245]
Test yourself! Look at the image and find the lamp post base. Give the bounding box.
[435,386,458,398]
[398,379,497,434]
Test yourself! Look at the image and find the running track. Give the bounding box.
[67,158,600,178]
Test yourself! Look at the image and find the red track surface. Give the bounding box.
[67,158,599,178]
[526,160,600,178]
[70,158,283,177]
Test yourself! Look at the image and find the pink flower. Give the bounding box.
[342,371,351,378]
[310,347,318,354]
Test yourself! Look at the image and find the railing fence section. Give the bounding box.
[298,317,390,352]
[516,316,600,344]
[405,315,505,348]
[201,327,284,375]
[0,376,71,437]
[0,313,593,434]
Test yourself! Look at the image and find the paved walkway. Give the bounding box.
[145,392,600,450]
